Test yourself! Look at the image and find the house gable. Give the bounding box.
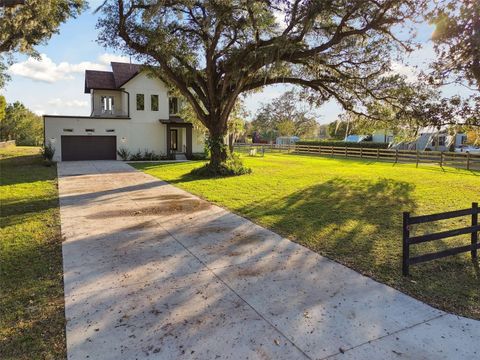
[122,72,170,122]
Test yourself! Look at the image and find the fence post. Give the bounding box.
[472,202,478,260]
[467,152,470,170]
[416,150,419,168]
[360,147,363,158]
[440,151,444,167]
[331,146,334,156]
[377,148,380,160]
[395,149,399,164]
[402,212,410,276]
[345,146,348,157]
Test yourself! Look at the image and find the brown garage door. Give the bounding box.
[61,136,116,161]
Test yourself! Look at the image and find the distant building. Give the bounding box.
[344,134,369,142]
[372,130,394,144]
[344,128,466,151]
[276,136,300,145]
[396,130,467,151]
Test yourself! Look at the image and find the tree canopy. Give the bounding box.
[0,0,85,87]
[429,0,480,90]
[0,95,6,122]
[0,101,43,145]
[98,0,426,171]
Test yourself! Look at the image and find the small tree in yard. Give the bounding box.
[252,90,318,138]
[98,0,426,175]
[227,99,248,153]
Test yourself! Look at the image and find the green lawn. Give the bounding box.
[133,153,480,319]
[0,146,65,359]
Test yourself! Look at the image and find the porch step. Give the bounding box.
[175,153,187,160]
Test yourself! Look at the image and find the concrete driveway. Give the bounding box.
[58,161,479,360]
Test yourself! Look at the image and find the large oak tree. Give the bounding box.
[98,0,426,171]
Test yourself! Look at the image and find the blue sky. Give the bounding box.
[1,2,473,124]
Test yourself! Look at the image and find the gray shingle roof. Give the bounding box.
[84,62,142,93]
[111,62,141,87]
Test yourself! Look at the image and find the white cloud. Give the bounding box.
[48,98,89,108]
[390,61,418,82]
[98,53,130,65]
[33,109,46,116]
[8,53,130,83]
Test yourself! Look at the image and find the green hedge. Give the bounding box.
[296,141,389,149]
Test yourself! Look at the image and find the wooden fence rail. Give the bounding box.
[233,143,480,170]
[402,203,479,276]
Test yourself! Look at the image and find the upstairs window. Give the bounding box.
[136,94,144,111]
[151,95,159,111]
[101,96,114,113]
[169,97,178,115]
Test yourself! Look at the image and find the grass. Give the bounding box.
[0,146,65,359]
[133,153,480,319]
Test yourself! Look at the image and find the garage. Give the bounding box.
[61,136,117,161]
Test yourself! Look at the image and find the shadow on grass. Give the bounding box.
[132,160,253,184]
[229,176,479,318]
[1,153,66,358]
[238,177,415,266]
[0,154,56,186]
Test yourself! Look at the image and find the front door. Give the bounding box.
[170,129,178,151]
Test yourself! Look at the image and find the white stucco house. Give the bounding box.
[44,62,205,161]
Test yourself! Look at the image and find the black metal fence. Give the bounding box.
[402,203,479,276]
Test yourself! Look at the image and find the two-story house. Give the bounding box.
[44,62,204,161]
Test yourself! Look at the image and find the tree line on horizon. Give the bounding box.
[0,95,43,146]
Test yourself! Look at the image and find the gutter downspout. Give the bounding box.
[90,89,95,116]
[120,90,130,117]
[43,115,45,146]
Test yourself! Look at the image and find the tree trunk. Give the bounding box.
[207,124,228,171]
[228,133,235,153]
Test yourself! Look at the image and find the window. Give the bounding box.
[151,95,159,111]
[431,136,446,147]
[136,94,144,110]
[101,96,114,113]
[169,97,178,115]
